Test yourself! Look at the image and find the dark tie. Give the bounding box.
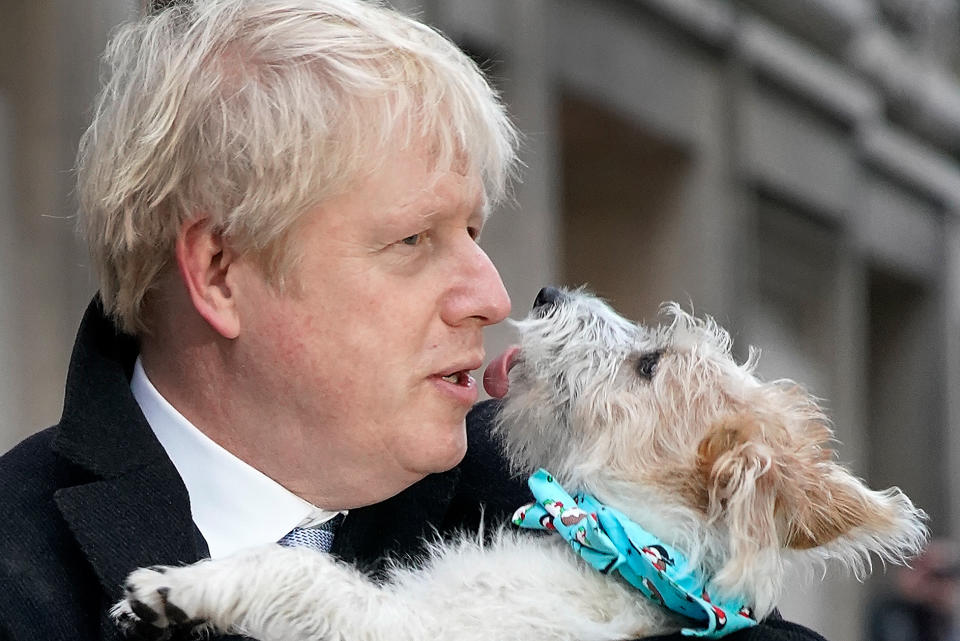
[278,514,344,552]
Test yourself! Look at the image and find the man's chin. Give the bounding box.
[418,420,469,474]
[437,441,469,472]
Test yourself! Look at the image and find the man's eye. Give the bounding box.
[401,233,422,246]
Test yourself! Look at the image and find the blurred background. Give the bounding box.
[3,0,960,638]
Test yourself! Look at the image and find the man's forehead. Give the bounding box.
[370,162,485,214]
[412,170,486,209]
[301,164,486,238]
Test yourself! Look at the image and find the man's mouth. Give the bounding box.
[483,346,520,399]
[439,370,471,386]
[431,364,481,406]
[434,357,483,387]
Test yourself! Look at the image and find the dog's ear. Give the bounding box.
[696,407,926,615]
[695,411,784,611]
[697,411,860,550]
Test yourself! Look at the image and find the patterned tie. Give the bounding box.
[278,514,344,553]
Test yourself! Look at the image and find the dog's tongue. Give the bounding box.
[483,346,520,399]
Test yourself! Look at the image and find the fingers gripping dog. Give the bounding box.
[114,288,927,641]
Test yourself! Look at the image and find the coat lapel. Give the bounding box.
[54,465,207,598]
[51,299,208,600]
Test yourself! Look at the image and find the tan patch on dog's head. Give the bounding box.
[692,399,926,614]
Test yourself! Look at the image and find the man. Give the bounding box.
[0,1,827,640]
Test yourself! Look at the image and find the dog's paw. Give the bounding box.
[111,566,207,640]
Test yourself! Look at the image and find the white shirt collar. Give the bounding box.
[130,357,344,558]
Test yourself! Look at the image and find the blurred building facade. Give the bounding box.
[3,1,960,639]
[0,0,137,456]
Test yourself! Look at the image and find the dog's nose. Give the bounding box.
[533,287,563,310]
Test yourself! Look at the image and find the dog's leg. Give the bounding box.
[113,545,433,641]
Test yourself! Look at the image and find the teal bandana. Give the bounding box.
[512,469,757,638]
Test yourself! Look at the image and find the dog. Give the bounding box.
[113,287,927,640]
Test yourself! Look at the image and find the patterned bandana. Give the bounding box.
[512,469,757,638]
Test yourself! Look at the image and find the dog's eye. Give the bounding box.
[635,350,663,380]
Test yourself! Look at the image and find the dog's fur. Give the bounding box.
[114,289,927,640]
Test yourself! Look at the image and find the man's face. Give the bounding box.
[227,149,511,508]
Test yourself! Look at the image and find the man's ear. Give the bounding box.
[175,218,241,339]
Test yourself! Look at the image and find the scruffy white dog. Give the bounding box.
[114,288,927,640]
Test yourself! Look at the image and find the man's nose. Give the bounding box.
[444,241,511,326]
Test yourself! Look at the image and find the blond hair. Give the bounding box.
[77,0,519,334]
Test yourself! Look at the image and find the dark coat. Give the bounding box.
[0,298,827,641]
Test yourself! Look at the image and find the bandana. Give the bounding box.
[512,469,757,638]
